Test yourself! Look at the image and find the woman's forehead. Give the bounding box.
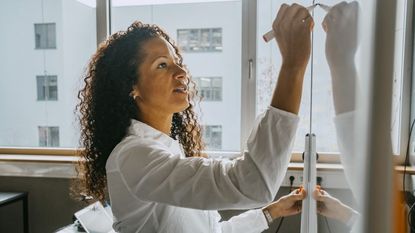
[144,37,178,61]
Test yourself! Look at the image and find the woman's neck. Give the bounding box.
[137,109,172,135]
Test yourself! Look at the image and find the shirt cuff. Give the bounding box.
[219,208,269,233]
[268,106,299,120]
[345,209,360,229]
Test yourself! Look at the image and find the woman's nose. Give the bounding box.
[174,64,187,81]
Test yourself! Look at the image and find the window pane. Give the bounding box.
[36,76,46,100]
[256,0,406,154]
[203,125,222,150]
[193,77,222,101]
[257,0,314,152]
[47,76,58,100]
[34,23,56,49]
[177,28,223,52]
[0,0,97,147]
[111,0,242,151]
[391,0,407,155]
[38,127,47,147]
[49,126,60,147]
[38,126,59,147]
[47,23,56,48]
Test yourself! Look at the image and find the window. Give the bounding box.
[111,0,242,151]
[177,28,223,52]
[0,0,96,148]
[1,0,411,159]
[256,0,409,155]
[193,77,222,101]
[203,125,222,150]
[34,23,56,49]
[37,75,58,101]
[38,126,59,147]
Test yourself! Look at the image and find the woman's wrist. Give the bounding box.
[336,202,355,224]
[262,207,274,225]
[262,204,281,223]
[281,61,307,75]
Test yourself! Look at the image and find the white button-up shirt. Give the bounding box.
[106,107,299,233]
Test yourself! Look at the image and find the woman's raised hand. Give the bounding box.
[322,1,359,68]
[272,3,314,68]
[313,186,358,224]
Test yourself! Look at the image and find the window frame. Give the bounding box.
[1,0,413,166]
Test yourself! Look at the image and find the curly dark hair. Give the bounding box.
[75,21,205,202]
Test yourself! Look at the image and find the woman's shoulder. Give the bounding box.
[117,136,171,157]
[106,136,173,169]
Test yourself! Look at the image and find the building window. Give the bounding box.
[177,28,222,52]
[38,126,59,147]
[203,125,222,150]
[193,77,222,101]
[37,75,58,100]
[34,23,56,49]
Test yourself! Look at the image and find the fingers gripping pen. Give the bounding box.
[318,3,331,12]
[262,3,331,43]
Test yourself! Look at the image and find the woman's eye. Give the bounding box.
[157,62,167,69]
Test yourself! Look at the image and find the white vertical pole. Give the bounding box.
[301,134,317,233]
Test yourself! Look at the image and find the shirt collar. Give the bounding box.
[127,119,177,148]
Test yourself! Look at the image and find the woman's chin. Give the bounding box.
[175,102,190,113]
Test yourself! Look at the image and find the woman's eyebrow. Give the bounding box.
[151,55,181,65]
[151,55,168,64]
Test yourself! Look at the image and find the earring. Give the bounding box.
[129,91,138,100]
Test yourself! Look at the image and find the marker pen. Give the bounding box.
[262,3,331,43]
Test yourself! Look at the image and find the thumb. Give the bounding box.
[312,189,325,202]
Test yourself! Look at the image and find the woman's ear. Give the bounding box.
[129,86,141,101]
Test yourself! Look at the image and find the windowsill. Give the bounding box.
[0,153,413,181]
[0,153,345,179]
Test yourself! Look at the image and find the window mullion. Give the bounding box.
[240,0,257,151]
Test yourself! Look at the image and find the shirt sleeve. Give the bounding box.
[219,209,269,233]
[117,106,299,210]
[334,111,361,232]
[334,111,364,199]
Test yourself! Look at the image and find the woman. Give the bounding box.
[77,4,312,233]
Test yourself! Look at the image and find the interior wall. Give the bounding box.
[0,176,87,233]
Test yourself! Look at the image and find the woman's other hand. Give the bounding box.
[313,186,357,224]
[323,1,359,68]
[262,187,306,221]
[322,1,359,114]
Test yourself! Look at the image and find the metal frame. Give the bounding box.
[240,0,257,150]
[96,0,110,46]
[398,0,414,164]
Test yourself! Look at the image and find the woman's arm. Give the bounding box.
[116,106,298,210]
[218,188,306,233]
[113,3,311,211]
[271,3,314,114]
